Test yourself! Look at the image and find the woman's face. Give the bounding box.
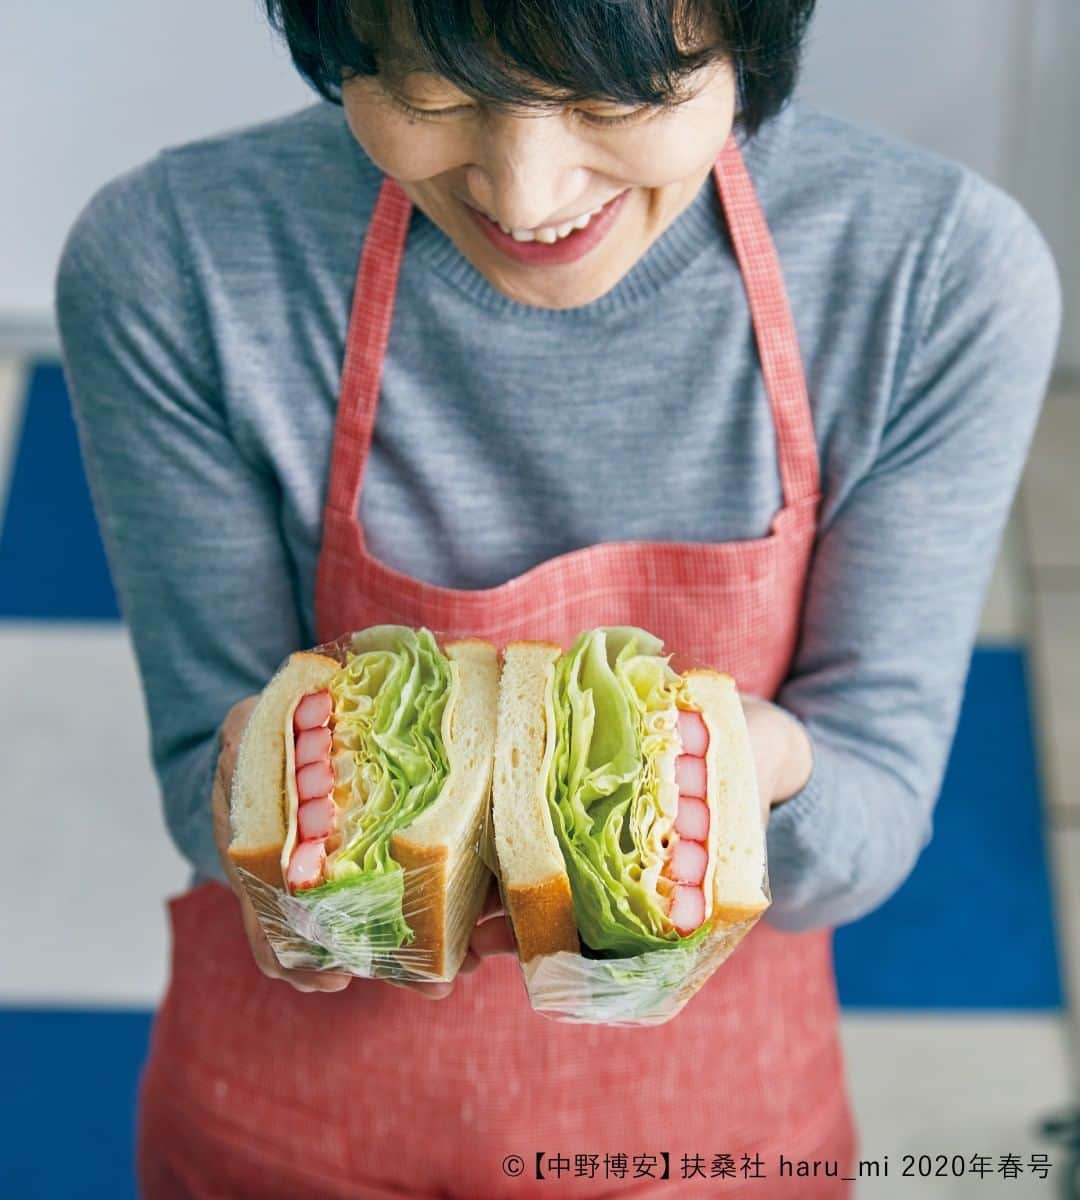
[341,54,737,310]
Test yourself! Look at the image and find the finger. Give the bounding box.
[478,880,505,919]
[470,915,517,958]
[238,898,351,991]
[383,977,456,1000]
[255,938,353,992]
[457,949,483,974]
[281,970,353,993]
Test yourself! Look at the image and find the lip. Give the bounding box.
[463,189,631,266]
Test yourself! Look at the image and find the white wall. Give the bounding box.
[798,0,1080,373]
[0,1,310,347]
[1009,0,1080,375]
[2,0,1077,368]
[798,0,1022,188]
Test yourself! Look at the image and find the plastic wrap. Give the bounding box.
[480,626,770,1026]
[228,625,496,983]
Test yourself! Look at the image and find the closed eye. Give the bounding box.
[575,106,655,129]
[388,94,475,122]
[388,91,656,129]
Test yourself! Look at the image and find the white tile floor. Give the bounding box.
[0,623,190,1006]
[1,360,1078,1197]
[841,1015,1072,1199]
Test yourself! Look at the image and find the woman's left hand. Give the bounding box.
[462,693,814,970]
[738,693,814,827]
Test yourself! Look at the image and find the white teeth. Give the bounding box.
[502,203,605,243]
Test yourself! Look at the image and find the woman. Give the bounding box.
[55,0,1060,1196]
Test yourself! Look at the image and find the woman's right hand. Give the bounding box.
[211,695,455,999]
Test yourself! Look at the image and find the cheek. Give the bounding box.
[603,97,736,188]
[342,94,464,181]
[610,124,728,187]
[627,75,737,183]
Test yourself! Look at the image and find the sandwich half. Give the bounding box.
[492,627,768,970]
[229,625,499,980]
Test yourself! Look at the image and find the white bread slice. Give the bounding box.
[492,644,767,964]
[679,670,768,923]
[492,641,580,963]
[228,652,340,886]
[229,636,498,979]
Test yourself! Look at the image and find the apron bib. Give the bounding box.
[137,137,858,1199]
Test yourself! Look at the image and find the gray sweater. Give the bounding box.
[54,99,1060,932]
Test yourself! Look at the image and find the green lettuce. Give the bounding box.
[546,626,714,958]
[293,625,453,954]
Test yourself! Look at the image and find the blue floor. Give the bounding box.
[0,363,119,619]
[1,1010,151,1200]
[834,645,1062,1008]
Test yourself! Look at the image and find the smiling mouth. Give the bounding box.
[462,192,629,243]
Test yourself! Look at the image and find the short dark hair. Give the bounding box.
[263,0,817,135]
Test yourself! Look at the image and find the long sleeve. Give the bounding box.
[764,172,1062,932]
[54,156,305,884]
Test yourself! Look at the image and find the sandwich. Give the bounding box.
[491,626,768,1018]
[228,625,499,980]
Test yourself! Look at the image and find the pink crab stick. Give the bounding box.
[295,725,332,767]
[675,754,707,799]
[293,690,332,732]
[669,884,706,934]
[284,690,339,893]
[676,708,709,757]
[662,707,712,932]
[286,838,327,891]
[297,760,335,801]
[673,796,710,842]
[663,839,708,886]
[297,794,337,842]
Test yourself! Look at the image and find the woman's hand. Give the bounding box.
[459,880,516,967]
[462,692,816,970]
[211,695,456,999]
[738,693,815,826]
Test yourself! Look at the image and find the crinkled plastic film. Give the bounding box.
[229,625,496,984]
[510,879,769,1026]
[478,631,771,1027]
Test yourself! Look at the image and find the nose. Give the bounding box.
[464,109,589,230]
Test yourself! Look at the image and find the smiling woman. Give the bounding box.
[54,0,1062,1195]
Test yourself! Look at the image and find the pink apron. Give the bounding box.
[137,137,857,1198]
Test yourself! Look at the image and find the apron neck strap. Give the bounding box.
[326,135,819,523]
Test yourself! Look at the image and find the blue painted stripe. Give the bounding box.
[834,646,1062,1008]
[0,1008,149,1199]
[0,362,120,619]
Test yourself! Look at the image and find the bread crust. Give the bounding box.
[503,639,564,656]
[228,846,285,888]
[388,833,450,977]
[505,876,580,964]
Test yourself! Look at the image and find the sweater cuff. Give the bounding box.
[163,735,230,888]
[761,738,833,930]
